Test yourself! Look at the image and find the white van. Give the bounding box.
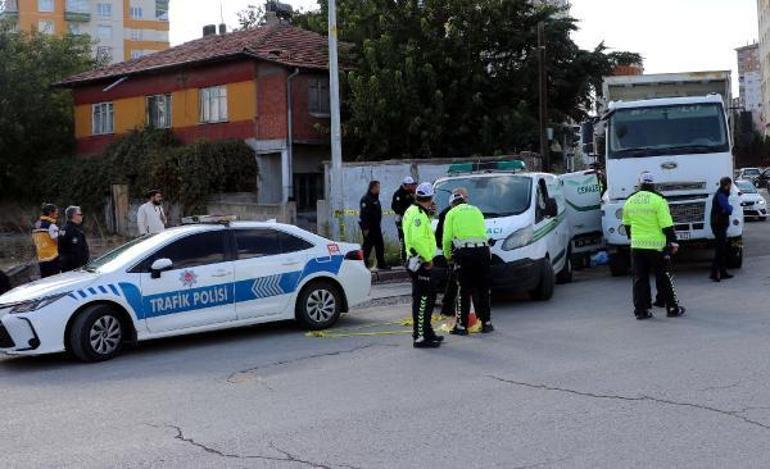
[433,161,572,300]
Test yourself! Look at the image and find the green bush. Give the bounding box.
[35,128,257,216]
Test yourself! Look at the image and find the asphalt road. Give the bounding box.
[3,218,770,468]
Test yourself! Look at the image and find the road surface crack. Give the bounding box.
[489,376,770,431]
[227,343,397,384]
[150,424,360,469]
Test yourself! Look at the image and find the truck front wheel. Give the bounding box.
[726,238,743,269]
[609,250,630,277]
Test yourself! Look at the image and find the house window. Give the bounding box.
[97,25,112,40]
[96,3,112,17]
[38,0,53,12]
[38,20,54,34]
[308,77,330,115]
[130,50,143,59]
[129,6,142,18]
[199,86,228,123]
[68,22,81,35]
[147,95,172,129]
[156,0,169,20]
[66,0,88,13]
[129,29,142,40]
[96,46,112,61]
[92,102,114,135]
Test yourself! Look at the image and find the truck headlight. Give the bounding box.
[615,208,623,220]
[502,226,534,251]
[8,292,70,314]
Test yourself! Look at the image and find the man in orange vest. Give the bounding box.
[32,203,61,278]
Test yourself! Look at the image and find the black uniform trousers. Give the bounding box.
[711,225,728,277]
[632,249,679,313]
[395,222,406,263]
[39,259,60,279]
[410,265,438,340]
[456,246,492,327]
[362,226,387,268]
[440,266,459,316]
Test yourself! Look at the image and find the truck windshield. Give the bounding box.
[434,175,532,218]
[608,103,729,159]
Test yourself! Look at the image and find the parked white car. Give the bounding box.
[735,179,768,221]
[0,221,370,362]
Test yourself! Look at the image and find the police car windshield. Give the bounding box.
[84,235,155,272]
[608,103,729,159]
[435,175,532,218]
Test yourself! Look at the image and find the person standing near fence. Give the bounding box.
[392,177,417,264]
[59,206,90,272]
[359,180,389,270]
[32,203,61,278]
[137,189,167,236]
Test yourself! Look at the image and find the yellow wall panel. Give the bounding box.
[114,97,146,134]
[74,105,91,139]
[228,81,256,122]
[171,88,200,128]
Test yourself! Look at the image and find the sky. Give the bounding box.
[170,0,759,95]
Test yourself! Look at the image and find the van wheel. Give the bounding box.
[529,261,555,301]
[295,280,342,330]
[556,251,573,284]
[609,251,630,277]
[69,304,125,362]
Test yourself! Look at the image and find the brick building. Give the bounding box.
[57,22,336,208]
[736,42,763,131]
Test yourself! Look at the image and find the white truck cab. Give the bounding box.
[602,94,743,275]
[433,161,572,300]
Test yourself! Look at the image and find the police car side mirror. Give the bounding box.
[150,258,173,279]
[546,198,558,218]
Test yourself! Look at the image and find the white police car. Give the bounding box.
[0,220,371,362]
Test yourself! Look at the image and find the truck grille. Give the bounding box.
[670,202,706,224]
[0,324,15,348]
[657,181,707,192]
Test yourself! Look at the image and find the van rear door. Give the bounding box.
[560,171,603,255]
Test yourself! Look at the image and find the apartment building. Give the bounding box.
[757,0,770,132]
[737,42,763,130]
[0,0,169,64]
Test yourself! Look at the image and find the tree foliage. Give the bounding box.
[0,20,103,199]
[36,129,258,215]
[239,0,641,160]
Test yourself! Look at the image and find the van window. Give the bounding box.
[434,175,532,218]
[535,179,549,223]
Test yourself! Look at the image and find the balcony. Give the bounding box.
[0,0,19,18]
[65,0,90,22]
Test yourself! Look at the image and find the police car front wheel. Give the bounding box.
[296,280,342,330]
[68,304,126,362]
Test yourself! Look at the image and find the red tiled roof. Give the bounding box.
[58,23,338,87]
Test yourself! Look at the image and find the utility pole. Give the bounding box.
[328,0,344,238]
[537,21,550,172]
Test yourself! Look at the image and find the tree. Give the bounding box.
[238,0,641,160]
[0,20,102,200]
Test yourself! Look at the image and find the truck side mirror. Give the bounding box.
[150,258,173,279]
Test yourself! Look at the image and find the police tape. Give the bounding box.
[305,313,482,338]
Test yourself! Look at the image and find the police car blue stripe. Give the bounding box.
[118,256,345,320]
[68,293,78,300]
[78,290,87,299]
[88,288,97,296]
[108,284,120,296]
[98,286,108,294]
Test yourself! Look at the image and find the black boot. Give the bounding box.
[450,326,469,336]
[635,310,653,320]
[720,271,734,280]
[667,306,686,318]
[413,337,442,348]
[481,322,495,333]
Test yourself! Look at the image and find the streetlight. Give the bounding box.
[328,0,343,238]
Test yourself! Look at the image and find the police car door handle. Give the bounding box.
[282,260,301,266]
[212,270,230,278]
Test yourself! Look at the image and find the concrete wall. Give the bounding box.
[208,194,297,224]
[321,155,541,242]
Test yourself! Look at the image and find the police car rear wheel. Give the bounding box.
[296,281,342,330]
[69,305,124,362]
[556,251,573,284]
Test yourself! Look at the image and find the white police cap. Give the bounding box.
[415,182,434,198]
[403,176,416,185]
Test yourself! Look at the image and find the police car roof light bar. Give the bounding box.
[181,214,239,225]
[447,160,526,175]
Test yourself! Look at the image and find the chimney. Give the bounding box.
[218,23,227,35]
[203,24,216,37]
[263,11,279,25]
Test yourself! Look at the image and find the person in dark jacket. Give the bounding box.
[435,189,465,317]
[392,177,417,263]
[360,181,389,270]
[59,206,90,272]
[710,177,734,282]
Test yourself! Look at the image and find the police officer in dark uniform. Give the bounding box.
[435,190,463,317]
[59,206,90,272]
[392,176,417,263]
[359,180,388,270]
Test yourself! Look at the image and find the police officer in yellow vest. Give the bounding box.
[32,203,61,278]
[623,172,686,320]
[403,182,444,348]
[442,189,493,334]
